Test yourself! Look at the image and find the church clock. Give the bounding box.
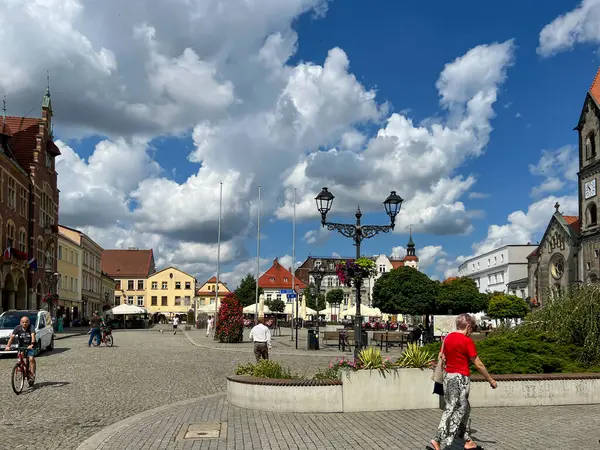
[585,179,597,199]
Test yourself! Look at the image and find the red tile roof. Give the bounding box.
[0,119,14,137]
[1,116,61,170]
[563,215,580,234]
[443,276,458,283]
[102,249,155,278]
[403,255,418,262]
[390,260,404,269]
[591,67,600,105]
[259,258,307,290]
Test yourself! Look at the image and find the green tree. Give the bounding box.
[487,294,529,320]
[305,285,326,312]
[234,274,263,307]
[436,277,487,314]
[372,267,438,315]
[326,288,344,307]
[265,297,285,313]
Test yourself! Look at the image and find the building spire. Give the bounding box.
[406,225,415,256]
[42,70,52,113]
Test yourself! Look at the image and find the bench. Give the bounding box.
[322,331,341,347]
[373,331,407,352]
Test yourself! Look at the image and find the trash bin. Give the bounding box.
[307,328,320,350]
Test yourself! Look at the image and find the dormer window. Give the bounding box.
[45,151,52,168]
[586,133,597,159]
[270,277,275,282]
[283,277,288,282]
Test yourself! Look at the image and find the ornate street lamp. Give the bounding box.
[309,264,326,338]
[315,187,403,357]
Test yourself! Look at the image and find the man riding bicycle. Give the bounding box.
[4,316,36,385]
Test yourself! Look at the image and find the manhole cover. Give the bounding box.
[180,422,227,440]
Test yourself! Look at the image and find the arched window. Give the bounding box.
[6,220,15,249]
[18,228,26,253]
[37,237,44,268]
[587,203,598,227]
[586,133,597,159]
[47,244,55,270]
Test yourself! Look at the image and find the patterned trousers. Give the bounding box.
[434,372,472,448]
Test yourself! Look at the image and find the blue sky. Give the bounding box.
[9,0,598,286]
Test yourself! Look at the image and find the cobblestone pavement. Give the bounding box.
[2,326,599,450]
[0,328,328,450]
[79,392,599,450]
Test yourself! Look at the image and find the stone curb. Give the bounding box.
[75,392,226,450]
[182,329,348,357]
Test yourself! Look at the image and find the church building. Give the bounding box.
[527,68,600,304]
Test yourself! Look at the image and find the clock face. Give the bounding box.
[585,179,597,199]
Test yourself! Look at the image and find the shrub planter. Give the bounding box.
[470,373,600,408]
[341,368,438,412]
[226,375,343,413]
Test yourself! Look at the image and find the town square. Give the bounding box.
[3,1,600,449]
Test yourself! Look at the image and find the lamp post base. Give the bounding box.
[354,314,362,359]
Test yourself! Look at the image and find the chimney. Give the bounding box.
[128,247,138,250]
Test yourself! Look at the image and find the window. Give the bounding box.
[283,277,288,282]
[587,262,591,270]
[497,272,504,283]
[137,280,144,290]
[151,281,158,290]
[151,296,158,306]
[19,186,27,216]
[343,293,349,305]
[493,256,497,265]
[137,296,144,307]
[184,296,191,306]
[596,249,600,258]
[489,274,496,284]
[6,221,15,249]
[58,245,63,260]
[127,280,134,290]
[115,296,121,305]
[266,294,272,302]
[175,281,181,289]
[18,228,26,253]
[185,281,191,290]
[270,277,275,281]
[74,253,78,266]
[161,281,168,290]
[70,277,74,291]
[500,254,504,263]
[45,150,52,168]
[161,296,168,306]
[7,177,15,210]
[37,238,44,268]
[174,296,181,306]
[487,259,490,267]
[74,279,78,292]
[586,133,597,159]
[587,203,598,227]
[40,191,54,227]
[127,296,134,305]
[379,265,386,273]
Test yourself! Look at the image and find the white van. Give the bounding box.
[0,310,55,354]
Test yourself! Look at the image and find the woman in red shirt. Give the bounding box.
[428,314,497,450]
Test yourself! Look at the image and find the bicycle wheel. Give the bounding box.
[105,335,113,347]
[92,334,101,347]
[11,363,25,395]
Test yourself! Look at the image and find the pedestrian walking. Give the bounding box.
[206,315,214,337]
[427,313,497,450]
[88,311,102,347]
[173,316,180,335]
[249,318,271,362]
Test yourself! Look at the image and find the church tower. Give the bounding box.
[403,232,419,270]
[576,68,600,282]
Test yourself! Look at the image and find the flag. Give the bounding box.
[3,247,10,259]
[28,257,37,272]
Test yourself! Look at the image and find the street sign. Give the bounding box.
[280,289,294,294]
[287,294,297,299]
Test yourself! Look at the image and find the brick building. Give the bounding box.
[0,87,60,313]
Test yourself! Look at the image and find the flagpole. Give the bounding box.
[292,188,298,349]
[214,182,222,335]
[254,185,261,322]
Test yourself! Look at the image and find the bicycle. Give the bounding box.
[11,347,35,394]
[92,327,114,347]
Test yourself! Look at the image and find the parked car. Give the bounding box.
[0,310,55,354]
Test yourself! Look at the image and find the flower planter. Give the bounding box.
[340,368,439,412]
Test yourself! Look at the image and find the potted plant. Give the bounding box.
[335,258,377,287]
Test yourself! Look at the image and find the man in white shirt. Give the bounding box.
[206,315,214,337]
[173,316,180,335]
[249,318,272,362]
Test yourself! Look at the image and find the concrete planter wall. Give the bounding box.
[226,376,343,413]
[341,368,438,412]
[227,371,600,413]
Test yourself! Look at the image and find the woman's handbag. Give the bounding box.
[431,332,452,395]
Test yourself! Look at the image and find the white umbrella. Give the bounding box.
[243,303,271,314]
[340,304,382,317]
[107,304,148,315]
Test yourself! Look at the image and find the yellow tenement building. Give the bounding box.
[146,267,197,322]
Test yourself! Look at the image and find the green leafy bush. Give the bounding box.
[234,360,297,379]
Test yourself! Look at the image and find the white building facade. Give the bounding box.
[457,245,537,297]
